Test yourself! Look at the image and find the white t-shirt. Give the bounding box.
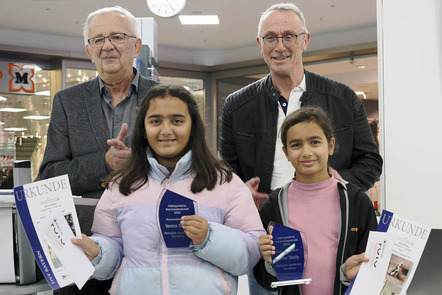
[270,76,306,190]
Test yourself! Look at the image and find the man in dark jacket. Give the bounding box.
[218,3,382,295]
[219,3,382,205]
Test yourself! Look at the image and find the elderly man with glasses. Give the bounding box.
[39,6,158,295]
[218,3,383,294]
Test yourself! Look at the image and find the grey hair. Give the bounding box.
[257,3,308,37]
[83,6,140,46]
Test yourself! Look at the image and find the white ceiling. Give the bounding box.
[0,0,379,93]
[1,0,377,52]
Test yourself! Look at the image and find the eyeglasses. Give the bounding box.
[87,33,137,48]
[260,33,306,48]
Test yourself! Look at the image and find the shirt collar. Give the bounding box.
[265,73,307,101]
[99,67,140,99]
[293,74,306,93]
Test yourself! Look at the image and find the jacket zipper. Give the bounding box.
[338,186,350,295]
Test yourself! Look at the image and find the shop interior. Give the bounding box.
[0,53,379,187]
[4,1,442,294]
[0,0,379,186]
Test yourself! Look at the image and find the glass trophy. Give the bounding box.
[157,189,197,248]
[269,222,312,288]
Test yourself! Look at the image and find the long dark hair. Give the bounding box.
[103,84,232,195]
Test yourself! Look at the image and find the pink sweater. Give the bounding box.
[287,176,340,295]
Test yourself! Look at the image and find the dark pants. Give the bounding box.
[54,278,112,295]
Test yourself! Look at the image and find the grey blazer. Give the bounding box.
[39,74,159,234]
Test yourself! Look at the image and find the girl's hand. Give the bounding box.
[181,215,208,245]
[71,233,100,261]
[259,234,275,263]
[344,252,369,282]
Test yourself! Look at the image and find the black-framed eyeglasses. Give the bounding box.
[87,33,137,48]
[260,33,306,48]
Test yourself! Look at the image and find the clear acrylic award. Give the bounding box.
[157,189,197,248]
[269,222,312,288]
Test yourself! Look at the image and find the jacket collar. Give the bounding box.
[84,77,110,151]
[265,71,310,102]
[98,67,140,100]
[146,148,193,183]
[335,176,349,190]
[264,74,281,102]
[300,69,317,103]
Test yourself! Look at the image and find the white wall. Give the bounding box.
[378,0,442,228]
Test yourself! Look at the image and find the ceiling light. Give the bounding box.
[0,122,5,125]
[0,96,7,101]
[179,15,219,25]
[23,115,50,120]
[0,108,28,112]
[356,91,367,99]
[4,127,27,132]
[357,65,366,69]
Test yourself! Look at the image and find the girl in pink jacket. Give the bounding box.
[73,84,264,295]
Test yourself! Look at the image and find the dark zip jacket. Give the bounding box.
[219,70,383,193]
[253,179,378,295]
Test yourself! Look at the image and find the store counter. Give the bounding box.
[0,279,51,295]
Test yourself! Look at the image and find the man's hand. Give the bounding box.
[245,177,269,209]
[71,234,100,261]
[181,215,209,245]
[344,252,369,282]
[105,123,132,171]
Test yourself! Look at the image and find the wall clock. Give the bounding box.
[147,0,186,18]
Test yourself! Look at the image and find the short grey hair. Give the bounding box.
[257,3,308,36]
[83,6,140,46]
